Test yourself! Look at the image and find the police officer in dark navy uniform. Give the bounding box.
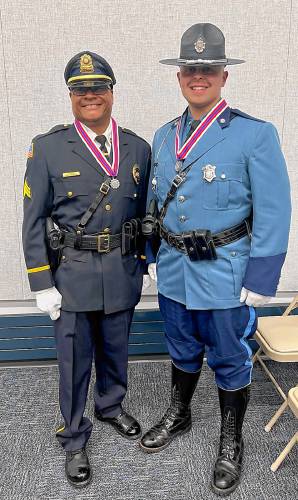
[140,24,291,496]
[22,51,151,487]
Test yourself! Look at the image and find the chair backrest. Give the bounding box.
[283,295,298,316]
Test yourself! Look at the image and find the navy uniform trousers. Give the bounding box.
[55,308,134,451]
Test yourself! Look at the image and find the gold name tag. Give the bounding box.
[62,171,81,178]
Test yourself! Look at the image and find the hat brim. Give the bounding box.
[68,79,112,89]
[159,58,245,66]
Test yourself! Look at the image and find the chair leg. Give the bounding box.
[255,355,287,400]
[265,399,288,432]
[270,432,298,472]
[252,347,262,364]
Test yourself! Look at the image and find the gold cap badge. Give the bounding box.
[194,38,206,54]
[132,164,140,185]
[80,54,94,73]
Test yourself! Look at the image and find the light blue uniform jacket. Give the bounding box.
[147,107,291,310]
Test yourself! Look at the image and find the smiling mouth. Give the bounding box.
[190,86,208,91]
[82,103,101,108]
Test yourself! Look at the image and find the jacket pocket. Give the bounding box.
[202,163,244,210]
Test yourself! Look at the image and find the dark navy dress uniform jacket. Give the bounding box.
[23,124,151,314]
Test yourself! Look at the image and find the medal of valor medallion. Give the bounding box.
[202,164,216,183]
[175,160,183,172]
[132,164,140,185]
[110,178,120,189]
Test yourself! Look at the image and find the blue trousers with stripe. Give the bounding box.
[158,293,257,390]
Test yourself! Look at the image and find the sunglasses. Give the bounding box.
[69,85,112,96]
[180,65,224,76]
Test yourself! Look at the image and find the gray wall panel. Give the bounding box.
[0,0,296,299]
[0,8,23,299]
[279,0,297,291]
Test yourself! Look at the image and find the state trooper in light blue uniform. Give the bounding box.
[140,23,291,496]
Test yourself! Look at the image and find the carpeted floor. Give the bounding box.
[0,360,297,500]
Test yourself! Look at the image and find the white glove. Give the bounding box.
[142,274,151,292]
[148,263,157,282]
[240,287,272,307]
[35,286,62,320]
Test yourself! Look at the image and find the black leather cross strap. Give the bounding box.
[159,218,251,261]
[63,232,121,253]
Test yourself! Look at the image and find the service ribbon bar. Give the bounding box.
[175,98,228,160]
[74,117,120,177]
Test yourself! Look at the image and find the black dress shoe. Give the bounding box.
[95,409,141,440]
[65,448,92,488]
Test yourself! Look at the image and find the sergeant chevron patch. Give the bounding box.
[23,178,31,199]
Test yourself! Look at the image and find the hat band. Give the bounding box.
[67,74,113,84]
[178,58,228,65]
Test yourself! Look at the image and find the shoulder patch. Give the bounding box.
[230,109,265,123]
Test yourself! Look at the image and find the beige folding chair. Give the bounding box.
[253,295,298,404]
[268,386,298,471]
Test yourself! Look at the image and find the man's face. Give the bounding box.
[70,87,114,126]
[177,65,228,114]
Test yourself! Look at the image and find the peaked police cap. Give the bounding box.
[64,51,116,88]
[160,23,245,66]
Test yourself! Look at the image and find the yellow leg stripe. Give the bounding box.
[27,265,50,274]
[56,426,65,433]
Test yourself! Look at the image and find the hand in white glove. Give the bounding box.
[240,287,272,307]
[35,286,62,320]
[148,263,157,282]
[142,274,151,292]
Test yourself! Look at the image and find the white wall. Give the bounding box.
[0,0,296,300]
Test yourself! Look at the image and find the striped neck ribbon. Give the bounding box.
[175,98,228,160]
[74,118,120,177]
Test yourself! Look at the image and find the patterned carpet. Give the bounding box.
[0,360,297,500]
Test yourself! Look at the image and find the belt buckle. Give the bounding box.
[97,234,110,253]
[99,182,110,195]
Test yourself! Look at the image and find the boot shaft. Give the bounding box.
[218,386,250,436]
[171,357,203,408]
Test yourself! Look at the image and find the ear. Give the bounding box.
[222,70,228,88]
[177,71,181,84]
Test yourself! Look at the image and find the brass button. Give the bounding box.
[178,195,185,203]
[62,255,66,260]
[67,191,73,197]
[105,204,112,211]
[103,227,110,233]
[133,193,137,198]
[220,173,226,179]
[179,215,186,222]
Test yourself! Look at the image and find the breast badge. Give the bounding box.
[132,164,140,185]
[202,164,216,182]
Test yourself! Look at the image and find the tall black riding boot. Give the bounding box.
[211,386,250,497]
[140,360,203,453]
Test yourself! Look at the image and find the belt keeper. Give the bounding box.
[74,228,83,249]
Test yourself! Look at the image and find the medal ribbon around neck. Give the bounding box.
[74,118,120,177]
[175,98,228,160]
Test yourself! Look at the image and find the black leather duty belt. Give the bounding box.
[63,232,122,253]
[159,218,251,261]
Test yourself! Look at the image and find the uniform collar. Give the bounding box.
[80,120,112,149]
